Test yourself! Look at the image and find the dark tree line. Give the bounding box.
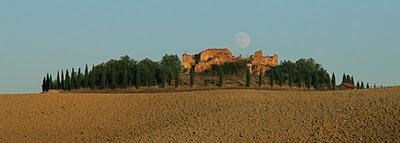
[266,58,333,90]
[42,54,370,92]
[42,55,182,92]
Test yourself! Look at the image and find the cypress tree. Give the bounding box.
[351,76,355,86]
[110,69,117,89]
[135,65,140,89]
[61,70,65,90]
[268,71,273,88]
[101,69,107,89]
[361,81,365,89]
[159,67,166,88]
[331,73,336,89]
[366,83,370,89]
[84,64,89,88]
[306,72,312,89]
[77,68,82,89]
[189,66,195,88]
[42,76,46,92]
[258,72,263,87]
[342,73,346,84]
[46,74,51,90]
[356,81,360,89]
[246,68,251,87]
[312,72,320,90]
[71,68,76,89]
[346,75,351,84]
[218,65,223,88]
[65,70,70,90]
[174,71,180,88]
[288,72,293,88]
[56,71,60,89]
[90,65,96,89]
[122,67,128,89]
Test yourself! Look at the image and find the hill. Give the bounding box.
[1,87,399,142]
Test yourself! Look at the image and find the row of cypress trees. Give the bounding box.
[42,55,371,92]
[42,55,182,92]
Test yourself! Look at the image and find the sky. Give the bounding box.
[0,0,399,93]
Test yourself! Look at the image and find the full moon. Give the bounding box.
[235,32,251,48]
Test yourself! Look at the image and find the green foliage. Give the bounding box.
[246,68,251,87]
[84,64,89,88]
[135,65,140,89]
[122,67,128,89]
[190,66,195,88]
[90,66,96,89]
[110,68,117,89]
[61,70,65,90]
[158,66,166,88]
[161,54,182,85]
[42,76,46,92]
[65,70,71,90]
[43,53,367,92]
[218,65,224,88]
[174,71,180,88]
[268,58,331,90]
[331,73,336,88]
[71,68,76,89]
[268,70,274,88]
[100,69,107,89]
[77,68,82,89]
[361,81,365,89]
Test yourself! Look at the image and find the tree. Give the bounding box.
[161,54,182,85]
[77,68,82,89]
[46,74,51,90]
[356,81,360,89]
[174,71,180,88]
[366,83,370,89]
[258,72,263,87]
[135,65,140,89]
[42,76,47,92]
[65,70,71,90]
[288,72,293,88]
[218,65,224,87]
[312,72,320,89]
[90,66,96,89]
[101,69,107,89]
[71,68,76,89]
[246,68,251,87]
[158,67,166,88]
[110,68,117,89]
[61,70,65,90]
[361,81,365,89]
[268,71,273,88]
[346,75,351,84]
[351,76,355,86]
[342,73,346,84]
[331,73,336,89]
[190,66,195,88]
[122,67,128,89]
[56,71,60,89]
[305,72,312,89]
[84,64,89,88]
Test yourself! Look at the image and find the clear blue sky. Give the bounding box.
[1,0,399,93]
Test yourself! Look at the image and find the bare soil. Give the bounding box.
[0,88,399,142]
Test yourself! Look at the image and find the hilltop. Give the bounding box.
[41,48,370,93]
